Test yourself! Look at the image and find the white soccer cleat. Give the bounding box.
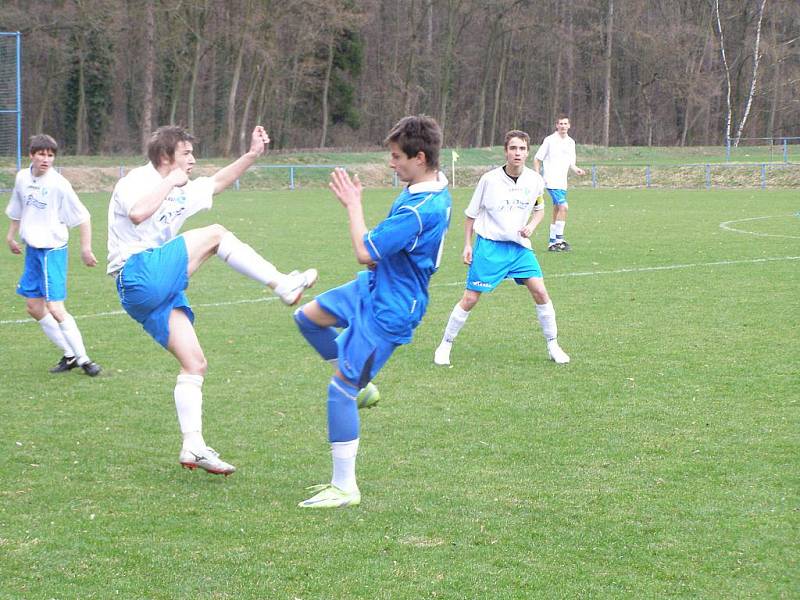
[179,446,236,476]
[434,341,452,366]
[547,340,570,364]
[298,484,361,508]
[274,268,318,306]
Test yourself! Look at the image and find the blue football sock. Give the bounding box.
[294,308,338,361]
[327,376,360,442]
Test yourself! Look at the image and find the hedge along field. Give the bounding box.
[0,185,797,598]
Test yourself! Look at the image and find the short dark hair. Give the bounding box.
[29,134,58,155]
[147,126,195,167]
[384,115,441,170]
[504,130,530,149]
[556,114,570,123]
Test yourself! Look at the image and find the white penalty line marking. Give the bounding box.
[1,255,798,326]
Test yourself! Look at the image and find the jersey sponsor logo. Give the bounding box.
[158,206,187,225]
[25,193,47,210]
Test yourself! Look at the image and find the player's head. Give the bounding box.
[504,130,530,150]
[28,134,58,177]
[504,130,530,169]
[29,134,58,157]
[147,126,196,169]
[556,115,571,134]
[384,115,442,172]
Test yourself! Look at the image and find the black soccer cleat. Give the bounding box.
[50,355,78,373]
[547,243,562,252]
[81,361,102,377]
[557,240,571,252]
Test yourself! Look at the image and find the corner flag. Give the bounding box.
[451,150,460,187]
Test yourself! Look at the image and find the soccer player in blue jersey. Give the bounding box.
[293,115,452,508]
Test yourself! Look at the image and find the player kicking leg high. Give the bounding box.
[294,115,451,507]
[434,130,569,367]
[107,125,316,475]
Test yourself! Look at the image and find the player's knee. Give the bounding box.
[460,293,479,311]
[208,224,229,244]
[26,302,46,320]
[182,355,208,376]
[46,303,68,321]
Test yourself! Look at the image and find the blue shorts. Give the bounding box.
[466,236,542,293]
[17,245,68,301]
[316,279,399,388]
[546,188,568,206]
[116,236,193,348]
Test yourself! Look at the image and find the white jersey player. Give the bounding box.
[5,134,102,376]
[533,116,585,251]
[107,124,317,476]
[434,130,570,366]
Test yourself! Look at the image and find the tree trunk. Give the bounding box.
[140,0,156,152]
[733,0,768,146]
[75,35,88,155]
[223,41,246,157]
[319,34,335,149]
[714,0,733,148]
[489,31,511,147]
[602,0,614,147]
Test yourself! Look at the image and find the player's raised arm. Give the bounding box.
[329,167,372,264]
[212,126,270,195]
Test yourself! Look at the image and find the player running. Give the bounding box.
[5,134,102,376]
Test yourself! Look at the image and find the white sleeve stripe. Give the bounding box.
[366,230,382,259]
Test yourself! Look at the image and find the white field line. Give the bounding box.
[719,214,800,239]
[2,254,798,326]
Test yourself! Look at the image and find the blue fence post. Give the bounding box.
[393,171,398,187]
[725,137,731,161]
[705,164,711,189]
[783,139,789,164]
[234,178,240,191]
[645,165,651,189]
[591,165,597,188]
[761,163,767,190]
[119,166,125,178]
[290,166,295,190]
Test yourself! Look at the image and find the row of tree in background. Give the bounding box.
[4,0,799,156]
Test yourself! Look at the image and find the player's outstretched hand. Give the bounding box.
[7,238,21,254]
[329,167,362,209]
[249,126,270,157]
[81,249,98,267]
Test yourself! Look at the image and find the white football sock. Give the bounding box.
[535,301,558,342]
[331,438,359,493]
[58,314,89,364]
[549,224,557,244]
[442,303,470,344]
[217,231,281,288]
[175,374,205,450]
[38,313,74,357]
[555,220,566,239]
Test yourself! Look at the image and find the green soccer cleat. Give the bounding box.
[298,484,361,508]
[356,382,380,409]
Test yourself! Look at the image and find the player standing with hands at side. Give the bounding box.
[107,125,317,476]
[434,130,569,366]
[5,134,102,376]
[533,115,585,252]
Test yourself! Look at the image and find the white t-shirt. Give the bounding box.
[4,166,90,248]
[107,163,214,274]
[464,166,544,250]
[534,132,577,190]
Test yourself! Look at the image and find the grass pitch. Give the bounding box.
[0,187,797,598]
